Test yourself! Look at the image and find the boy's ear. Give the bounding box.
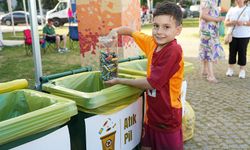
[176,25,182,36]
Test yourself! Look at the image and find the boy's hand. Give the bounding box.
[104,78,119,86]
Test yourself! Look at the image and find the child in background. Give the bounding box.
[105,1,184,149]
[68,7,74,25]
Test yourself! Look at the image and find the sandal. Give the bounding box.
[207,77,218,83]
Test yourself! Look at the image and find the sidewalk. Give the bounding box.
[179,27,250,149]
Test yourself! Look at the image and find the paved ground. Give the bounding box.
[178,28,250,150]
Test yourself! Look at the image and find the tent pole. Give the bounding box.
[28,0,43,90]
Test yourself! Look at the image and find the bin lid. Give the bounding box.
[42,71,143,113]
[118,59,194,76]
[0,79,28,94]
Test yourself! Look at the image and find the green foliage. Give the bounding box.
[14,0,24,11]
[0,1,8,12]
[0,0,58,12]
[42,0,58,10]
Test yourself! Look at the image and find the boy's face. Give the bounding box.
[48,21,54,26]
[152,15,182,46]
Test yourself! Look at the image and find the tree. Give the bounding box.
[14,0,23,10]
[42,0,58,10]
[0,0,8,12]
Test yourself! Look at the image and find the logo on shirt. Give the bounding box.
[147,89,156,97]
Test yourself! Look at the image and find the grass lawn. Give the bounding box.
[0,18,249,88]
[0,45,82,87]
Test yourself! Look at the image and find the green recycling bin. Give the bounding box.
[0,89,77,150]
[42,71,144,150]
[118,59,194,76]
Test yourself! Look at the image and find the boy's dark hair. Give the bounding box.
[47,18,54,23]
[153,1,183,26]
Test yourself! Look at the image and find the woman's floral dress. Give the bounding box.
[199,0,224,61]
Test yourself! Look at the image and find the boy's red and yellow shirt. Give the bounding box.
[132,31,184,132]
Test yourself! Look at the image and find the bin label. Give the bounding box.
[11,126,71,150]
[85,98,143,150]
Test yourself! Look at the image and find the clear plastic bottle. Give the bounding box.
[98,36,118,81]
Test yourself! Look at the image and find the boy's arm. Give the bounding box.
[109,26,136,37]
[105,78,153,90]
[109,26,154,56]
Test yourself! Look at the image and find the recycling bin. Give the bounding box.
[42,71,144,150]
[0,89,78,150]
[118,58,194,76]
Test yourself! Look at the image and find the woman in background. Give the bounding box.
[199,0,225,83]
[225,0,250,79]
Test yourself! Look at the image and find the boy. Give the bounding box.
[43,19,68,53]
[105,1,184,150]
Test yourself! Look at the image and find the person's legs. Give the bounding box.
[207,61,218,83]
[201,60,209,77]
[141,124,183,150]
[58,35,68,51]
[237,38,249,78]
[62,34,67,49]
[226,38,237,76]
[56,35,60,49]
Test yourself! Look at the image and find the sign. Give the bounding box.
[85,98,143,150]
